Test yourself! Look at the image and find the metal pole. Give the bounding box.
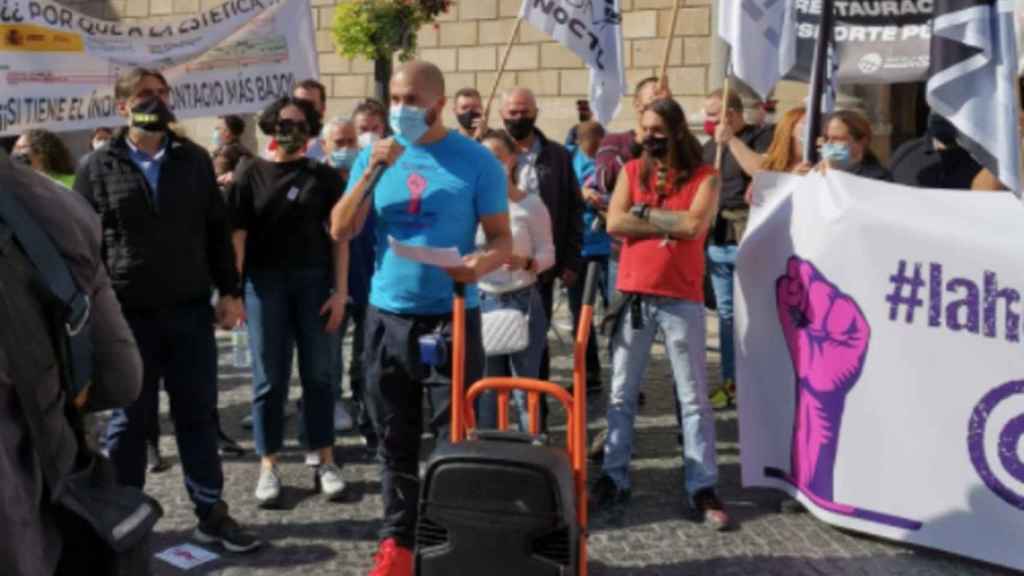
[803,0,835,165]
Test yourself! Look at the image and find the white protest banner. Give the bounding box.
[735,171,1024,571]
[0,0,318,135]
[520,0,625,125]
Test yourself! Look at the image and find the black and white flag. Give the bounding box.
[928,0,1021,193]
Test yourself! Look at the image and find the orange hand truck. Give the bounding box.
[414,262,599,576]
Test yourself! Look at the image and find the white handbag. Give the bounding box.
[481,308,530,356]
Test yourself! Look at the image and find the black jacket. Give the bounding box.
[532,129,583,281]
[74,133,240,311]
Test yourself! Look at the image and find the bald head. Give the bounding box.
[501,87,537,115]
[392,61,446,102]
[389,60,448,141]
[501,87,539,144]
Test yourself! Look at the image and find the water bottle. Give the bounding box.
[232,324,250,369]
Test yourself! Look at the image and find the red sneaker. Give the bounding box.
[368,538,413,576]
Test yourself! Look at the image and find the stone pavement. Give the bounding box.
[139,305,1014,576]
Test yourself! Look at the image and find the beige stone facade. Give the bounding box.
[62,0,717,143]
[58,1,900,156]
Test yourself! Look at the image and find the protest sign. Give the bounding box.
[735,171,1024,571]
[0,0,317,135]
[520,0,625,125]
[787,0,933,83]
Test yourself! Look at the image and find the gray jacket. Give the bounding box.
[0,151,142,576]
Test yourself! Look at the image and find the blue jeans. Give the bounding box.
[707,244,737,383]
[602,296,717,498]
[104,301,223,520]
[478,286,548,430]
[245,268,335,456]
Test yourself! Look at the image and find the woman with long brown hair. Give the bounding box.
[745,107,810,204]
[593,98,732,531]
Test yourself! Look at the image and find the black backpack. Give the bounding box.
[0,184,162,575]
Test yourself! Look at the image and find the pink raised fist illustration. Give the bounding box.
[776,256,871,501]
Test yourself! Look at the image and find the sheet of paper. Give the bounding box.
[155,544,219,571]
[388,236,463,268]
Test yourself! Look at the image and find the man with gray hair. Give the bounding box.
[500,87,583,387]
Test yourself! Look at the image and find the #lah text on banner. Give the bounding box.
[0,0,318,135]
[735,171,1024,572]
[520,0,625,125]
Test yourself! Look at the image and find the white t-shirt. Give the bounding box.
[477,193,555,294]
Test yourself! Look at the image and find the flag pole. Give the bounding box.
[804,0,836,165]
[481,15,525,134]
[716,75,733,168]
[659,0,683,91]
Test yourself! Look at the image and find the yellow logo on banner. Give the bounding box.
[0,24,84,53]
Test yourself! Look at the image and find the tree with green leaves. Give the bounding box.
[332,0,453,103]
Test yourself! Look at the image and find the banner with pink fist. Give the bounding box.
[735,171,1024,572]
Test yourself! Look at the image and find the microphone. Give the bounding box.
[359,162,388,206]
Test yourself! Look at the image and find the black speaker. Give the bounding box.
[415,433,578,576]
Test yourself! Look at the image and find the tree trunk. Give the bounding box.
[374,57,392,104]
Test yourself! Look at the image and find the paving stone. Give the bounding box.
[137,299,1012,575]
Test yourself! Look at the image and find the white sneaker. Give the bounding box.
[254,466,281,508]
[315,463,346,501]
[334,401,354,433]
[304,451,321,467]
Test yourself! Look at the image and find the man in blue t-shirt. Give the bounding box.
[330,60,512,575]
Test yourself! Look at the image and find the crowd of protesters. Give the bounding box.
[1,57,1013,576]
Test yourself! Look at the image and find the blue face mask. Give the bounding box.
[820,142,851,169]
[389,105,430,144]
[211,130,223,149]
[330,148,359,170]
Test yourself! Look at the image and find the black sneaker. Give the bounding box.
[693,488,733,532]
[778,497,806,514]
[194,501,263,553]
[590,474,631,512]
[147,444,168,474]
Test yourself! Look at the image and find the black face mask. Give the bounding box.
[457,110,481,132]
[504,116,536,141]
[276,119,309,155]
[130,97,175,134]
[643,136,669,159]
[11,152,31,166]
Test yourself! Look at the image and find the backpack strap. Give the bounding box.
[0,188,93,402]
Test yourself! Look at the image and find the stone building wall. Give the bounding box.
[62,0,716,144]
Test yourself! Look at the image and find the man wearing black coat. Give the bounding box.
[501,87,584,383]
[74,67,260,553]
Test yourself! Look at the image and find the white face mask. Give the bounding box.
[92,138,110,151]
[358,131,381,150]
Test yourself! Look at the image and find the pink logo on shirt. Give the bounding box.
[407,173,426,214]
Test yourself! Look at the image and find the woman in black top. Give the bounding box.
[229,96,348,508]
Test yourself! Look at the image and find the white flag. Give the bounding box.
[719,0,798,99]
[520,0,625,125]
